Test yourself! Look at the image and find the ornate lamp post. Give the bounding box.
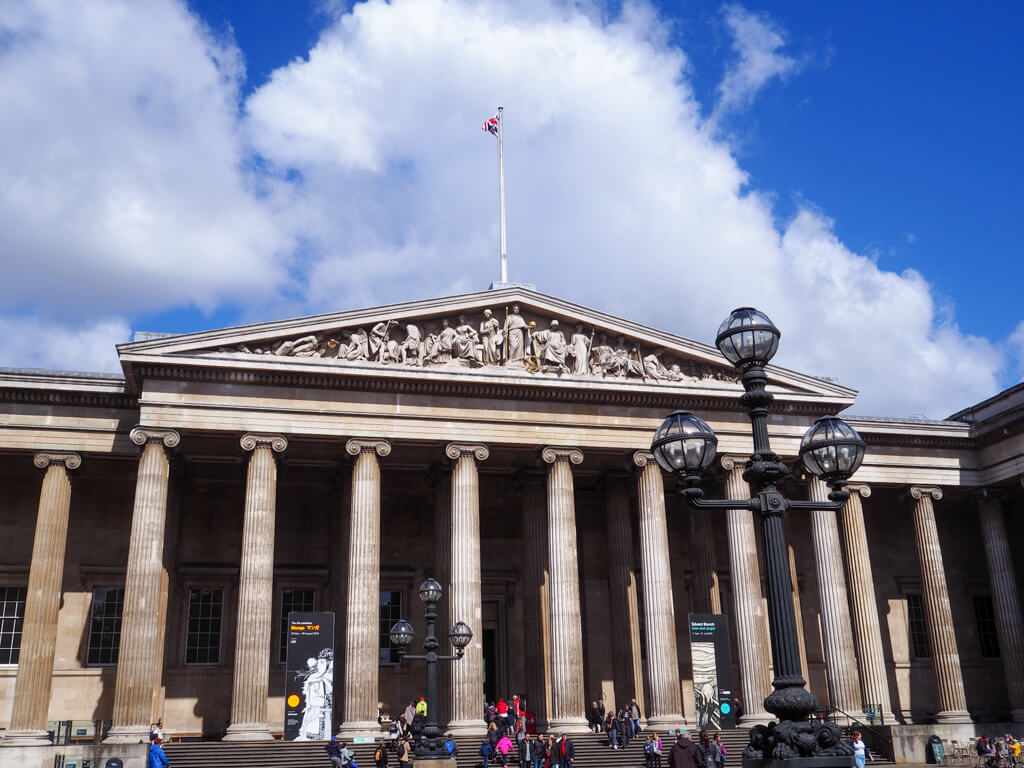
[389,578,473,760]
[651,308,865,767]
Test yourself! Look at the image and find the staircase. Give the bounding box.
[162,728,891,768]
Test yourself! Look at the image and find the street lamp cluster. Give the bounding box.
[652,308,864,767]
[388,578,472,760]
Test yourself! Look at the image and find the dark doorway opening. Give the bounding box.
[483,628,498,704]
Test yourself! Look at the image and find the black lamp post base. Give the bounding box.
[743,719,855,767]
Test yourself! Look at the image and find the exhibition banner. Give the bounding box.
[284,612,335,741]
[688,613,736,730]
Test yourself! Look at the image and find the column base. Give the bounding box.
[0,729,51,746]
[1010,709,1024,723]
[103,723,151,744]
[935,709,972,725]
[337,720,383,740]
[445,719,487,737]
[222,722,274,741]
[546,716,591,734]
[645,715,687,733]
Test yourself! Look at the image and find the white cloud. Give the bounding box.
[0,0,1011,418]
[0,316,128,373]
[713,3,801,120]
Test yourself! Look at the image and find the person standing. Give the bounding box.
[147,737,170,768]
[530,733,544,768]
[606,711,619,750]
[850,730,872,768]
[326,737,351,768]
[404,701,416,731]
[557,733,575,768]
[416,696,428,717]
[375,742,389,768]
[618,707,631,747]
[588,701,602,734]
[669,732,702,768]
[630,698,642,737]
[596,699,606,723]
[398,736,412,768]
[519,728,533,768]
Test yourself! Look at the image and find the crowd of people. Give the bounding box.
[976,734,1022,768]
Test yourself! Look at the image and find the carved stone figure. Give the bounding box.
[453,315,481,364]
[590,335,614,375]
[400,324,423,365]
[613,337,645,378]
[369,320,397,362]
[532,320,569,373]
[568,324,591,375]
[642,351,671,381]
[272,335,319,357]
[340,329,369,361]
[425,319,456,364]
[479,309,503,366]
[505,304,529,364]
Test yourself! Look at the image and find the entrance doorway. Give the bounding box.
[483,628,498,704]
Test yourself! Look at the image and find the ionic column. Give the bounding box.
[445,443,489,736]
[633,452,685,731]
[3,453,81,746]
[977,495,1024,721]
[840,485,895,723]
[690,508,721,614]
[808,478,862,718]
[106,428,180,744]
[721,455,772,724]
[521,476,552,728]
[223,433,288,741]
[910,486,970,723]
[432,469,452,727]
[541,447,589,733]
[338,438,391,737]
[604,477,645,717]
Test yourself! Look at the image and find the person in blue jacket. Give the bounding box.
[148,737,170,768]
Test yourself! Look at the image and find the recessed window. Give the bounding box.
[973,594,1000,658]
[379,591,403,664]
[0,586,26,665]
[279,588,316,663]
[906,593,931,660]
[185,588,224,665]
[87,587,124,666]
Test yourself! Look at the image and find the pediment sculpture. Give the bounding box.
[213,305,738,385]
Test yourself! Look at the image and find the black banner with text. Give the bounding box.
[284,612,335,741]
[688,613,736,730]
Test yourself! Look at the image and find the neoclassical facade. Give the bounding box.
[1,287,1022,755]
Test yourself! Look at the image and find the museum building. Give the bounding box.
[0,286,1022,749]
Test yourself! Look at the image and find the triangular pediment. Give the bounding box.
[117,287,856,406]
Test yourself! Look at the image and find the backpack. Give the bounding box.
[375,747,385,764]
[445,739,457,755]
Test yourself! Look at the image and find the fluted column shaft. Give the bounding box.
[840,486,895,722]
[445,443,489,735]
[634,453,685,730]
[722,458,771,724]
[978,497,1024,721]
[106,428,179,744]
[808,478,862,717]
[338,438,391,736]
[4,454,81,745]
[542,447,589,732]
[224,434,287,741]
[910,487,970,723]
[434,473,452,727]
[604,479,645,715]
[691,509,721,614]
[522,479,552,727]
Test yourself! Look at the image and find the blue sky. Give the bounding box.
[0,0,1021,417]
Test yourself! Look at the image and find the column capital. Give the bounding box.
[719,454,748,471]
[33,452,81,471]
[445,443,489,462]
[847,483,871,499]
[541,446,583,465]
[345,437,392,457]
[910,485,943,502]
[129,426,180,449]
[240,433,288,453]
[632,450,655,468]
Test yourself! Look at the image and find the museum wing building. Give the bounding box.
[1,287,1023,744]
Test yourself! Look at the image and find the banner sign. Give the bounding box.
[284,612,335,741]
[688,613,736,730]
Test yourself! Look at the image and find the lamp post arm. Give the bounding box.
[436,654,462,661]
[682,493,758,512]
[400,654,429,661]
[787,498,847,512]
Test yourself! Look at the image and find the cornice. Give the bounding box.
[125,361,841,416]
[0,387,137,410]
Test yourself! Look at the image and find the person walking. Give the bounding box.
[530,733,545,768]
[404,702,416,732]
[416,696,428,717]
[519,728,533,768]
[147,737,170,768]
[605,711,619,750]
[588,701,602,734]
[713,733,725,768]
[617,707,631,747]
[326,737,353,768]
[850,729,872,768]
[481,737,496,768]
[557,733,575,768]
[630,698,642,737]
[699,731,716,768]
[498,733,514,768]
[375,742,389,768]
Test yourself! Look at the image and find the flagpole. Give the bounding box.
[497,106,507,285]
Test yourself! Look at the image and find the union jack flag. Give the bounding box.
[482,115,499,136]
